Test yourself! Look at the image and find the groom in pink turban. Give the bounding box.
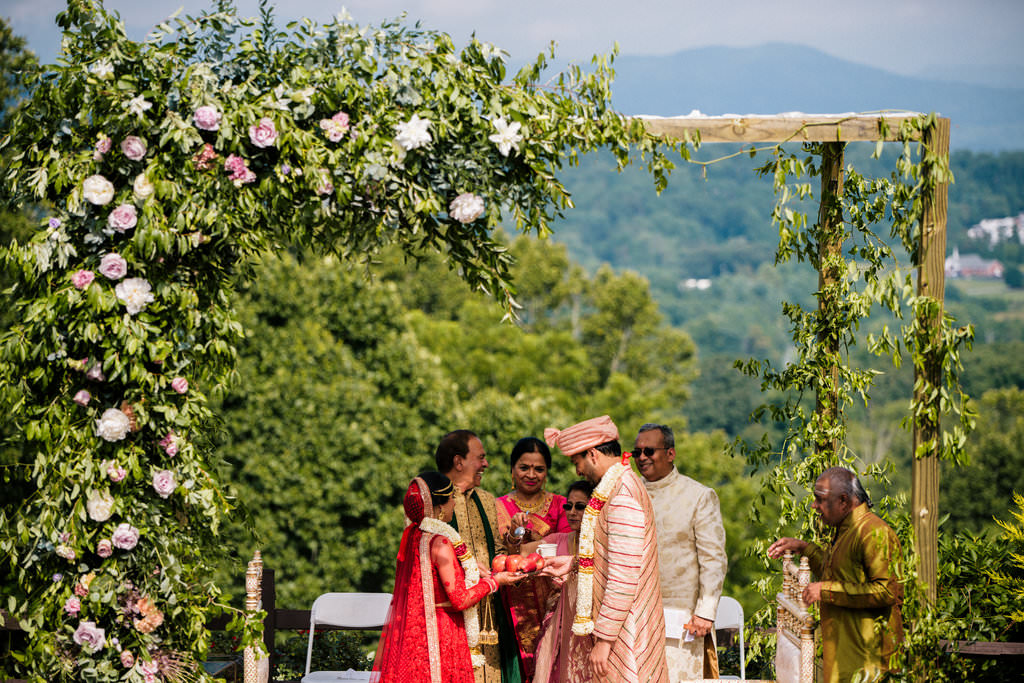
[543,416,669,683]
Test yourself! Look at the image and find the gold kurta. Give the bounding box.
[451,487,522,683]
[804,502,904,683]
[645,468,727,682]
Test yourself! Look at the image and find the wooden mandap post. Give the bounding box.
[911,118,950,604]
[636,113,949,601]
[816,141,845,462]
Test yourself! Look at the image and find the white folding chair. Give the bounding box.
[714,595,745,680]
[301,592,392,683]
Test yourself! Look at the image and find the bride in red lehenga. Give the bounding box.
[373,472,522,683]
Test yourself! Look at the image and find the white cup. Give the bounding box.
[537,543,557,558]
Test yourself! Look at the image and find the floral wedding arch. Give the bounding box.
[0,1,683,678]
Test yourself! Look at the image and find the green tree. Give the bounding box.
[211,251,459,605]
[943,388,1024,533]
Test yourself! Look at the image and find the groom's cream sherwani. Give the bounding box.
[645,469,728,682]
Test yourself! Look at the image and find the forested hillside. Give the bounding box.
[550,145,1024,535]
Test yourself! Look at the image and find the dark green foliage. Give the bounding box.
[272,630,374,680]
[942,389,1024,534]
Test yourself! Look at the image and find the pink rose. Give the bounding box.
[85,362,105,382]
[193,143,219,170]
[73,390,91,406]
[107,462,127,483]
[96,539,113,558]
[98,253,128,280]
[224,154,257,185]
[170,376,188,394]
[71,270,95,290]
[159,431,178,457]
[121,650,134,668]
[72,620,106,653]
[74,581,88,597]
[111,523,139,550]
[64,596,81,615]
[319,111,350,142]
[120,136,147,161]
[193,105,222,131]
[248,117,278,148]
[152,470,176,499]
[107,204,138,233]
[93,135,112,161]
[56,545,75,561]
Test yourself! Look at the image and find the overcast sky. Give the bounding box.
[4,0,1024,80]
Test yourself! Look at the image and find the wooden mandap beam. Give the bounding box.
[634,113,949,602]
[634,113,932,143]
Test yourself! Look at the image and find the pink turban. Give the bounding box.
[544,415,620,456]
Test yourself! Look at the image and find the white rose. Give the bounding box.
[133,174,154,202]
[86,490,115,522]
[82,175,115,206]
[95,408,131,442]
[394,114,432,151]
[152,470,176,499]
[115,278,155,315]
[449,193,485,224]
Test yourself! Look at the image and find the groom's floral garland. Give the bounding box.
[419,517,486,667]
[573,461,631,635]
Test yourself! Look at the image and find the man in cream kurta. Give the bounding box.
[635,424,728,682]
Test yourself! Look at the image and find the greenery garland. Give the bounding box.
[725,115,976,676]
[0,1,686,679]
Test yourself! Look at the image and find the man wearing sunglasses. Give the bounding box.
[634,423,727,682]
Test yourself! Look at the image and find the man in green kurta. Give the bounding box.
[769,467,904,683]
[436,429,523,683]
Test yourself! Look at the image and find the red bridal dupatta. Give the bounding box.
[373,478,446,682]
[373,478,484,683]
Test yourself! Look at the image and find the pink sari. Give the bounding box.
[532,532,591,683]
[496,493,571,680]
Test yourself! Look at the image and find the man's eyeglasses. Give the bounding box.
[631,446,668,458]
[562,502,588,512]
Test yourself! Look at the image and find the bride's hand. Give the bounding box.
[492,571,528,587]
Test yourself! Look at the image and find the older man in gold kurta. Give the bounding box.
[769,467,904,683]
[634,424,727,682]
[436,430,523,683]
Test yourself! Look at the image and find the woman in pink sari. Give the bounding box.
[496,437,572,680]
[528,480,595,683]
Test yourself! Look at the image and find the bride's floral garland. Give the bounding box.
[573,461,630,635]
[420,517,486,667]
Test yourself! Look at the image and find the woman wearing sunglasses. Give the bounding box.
[528,480,595,683]
[496,437,573,679]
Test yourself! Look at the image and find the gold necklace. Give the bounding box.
[511,490,550,515]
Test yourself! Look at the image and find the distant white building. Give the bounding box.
[945,247,1004,279]
[681,278,712,290]
[966,212,1024,247]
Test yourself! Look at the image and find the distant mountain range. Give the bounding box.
[600,43,1024,152]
